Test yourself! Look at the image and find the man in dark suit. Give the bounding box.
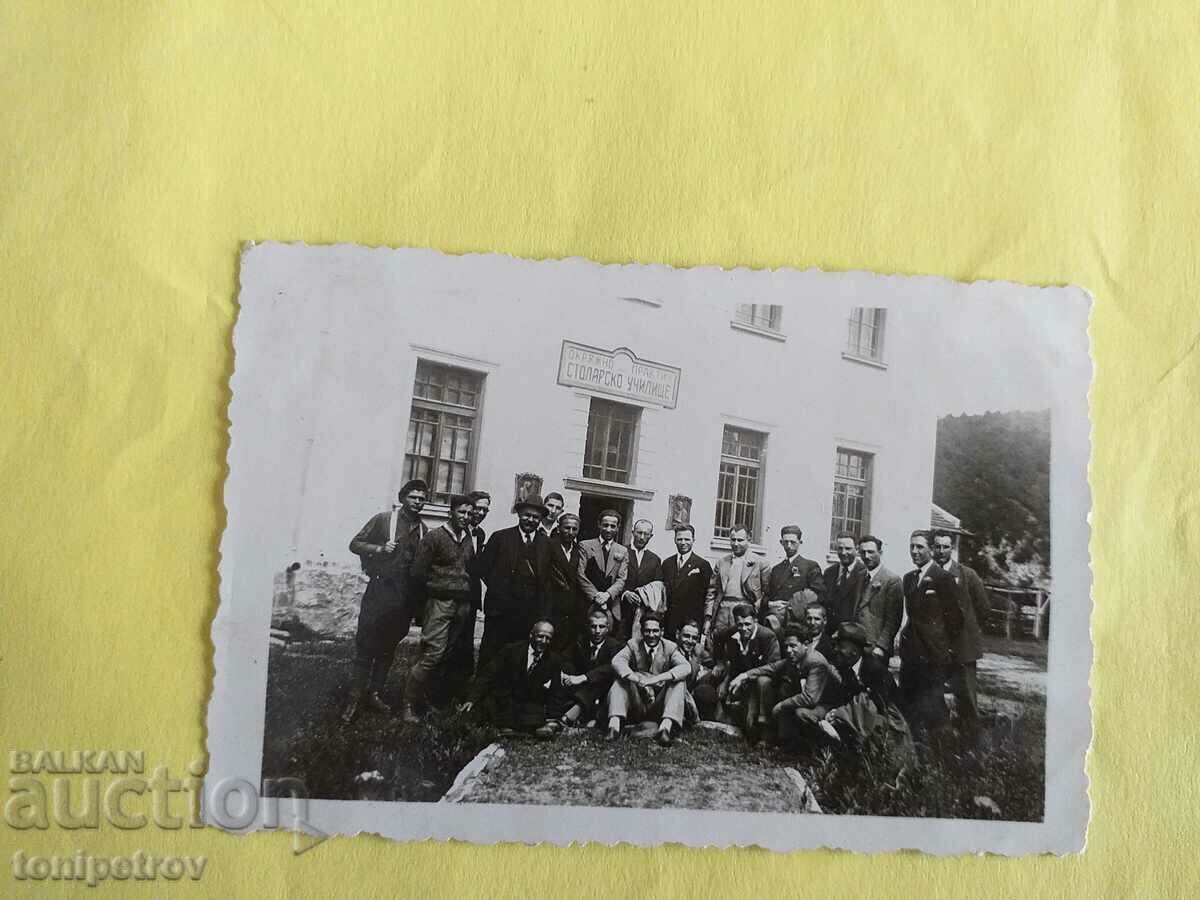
[577,508,629,625]
[618,518,663,638]
[898,530,964,743]
[470,494,552,671]
[661,524,714,638]
[933,530,991,745]
[800,600,834,660]
[712,603,782,743]
[823,530,870,630]
[461,621,561,739]
[556,608,624,726]
[761,525,827,633]
[853,534,904,697]
[541,512,596,651]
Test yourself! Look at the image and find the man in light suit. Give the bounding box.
[823,530,870,630]
[707,524,767,633]
[898,530,964,743]
[761,525,827,634]
[578,508,629,625]
[854,534,904,697]
[606,613,692,745]
[932,530,991,745]
[661,524,715,638]
[618,518,663,638]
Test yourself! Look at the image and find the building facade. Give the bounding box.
[260,251,944,573]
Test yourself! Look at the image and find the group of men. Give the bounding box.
[342,477,991,751]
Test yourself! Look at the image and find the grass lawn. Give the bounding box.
[263,637,1046,820]
[981,633,1049,666]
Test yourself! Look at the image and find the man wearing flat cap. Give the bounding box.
[401,492,477,722]
[343,478,429,723]
[470,493,553,671]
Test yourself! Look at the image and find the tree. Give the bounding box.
[933,410,1051,589]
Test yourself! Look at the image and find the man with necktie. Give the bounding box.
[541,512,597,650]
[618,518,664,638]
[898,529,964,744]
[708,524,767,633]
[761,525,827,634]
[852,534,904,697]
[461,620,561,739]
[661,524,715,639]
[932,530,991,746]
[823,530,869,630]
[470,494,553,672]
[556,608,624,727]
[578,509,629,625]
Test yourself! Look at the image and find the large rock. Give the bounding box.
[272,561,366,638]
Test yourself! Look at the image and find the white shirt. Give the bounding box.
[676,551,693,568]
[915,560,934,582]
[521,530,536,545]
[632,547,645,568]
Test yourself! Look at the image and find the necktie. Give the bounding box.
[838,566,848,586]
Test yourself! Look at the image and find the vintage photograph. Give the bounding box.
[209,246,1091,854]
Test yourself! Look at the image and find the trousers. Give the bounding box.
[607,679,688,727]
[405,595,472,704]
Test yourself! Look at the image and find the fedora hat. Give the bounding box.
[512,494,549,517]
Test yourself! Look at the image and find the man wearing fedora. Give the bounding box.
[342,478,429,723]
[470,493,553,671]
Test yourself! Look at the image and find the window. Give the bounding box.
[734,303,783,332]
[582,398,640,483]
[830,448,873,549]
[714,426,766,540]
[845,307,887,362]
[403,360,484,504]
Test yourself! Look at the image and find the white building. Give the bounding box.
[243,248,945,574]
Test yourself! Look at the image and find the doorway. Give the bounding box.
[577,495,633,545]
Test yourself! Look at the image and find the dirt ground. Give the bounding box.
[465,726,812,811]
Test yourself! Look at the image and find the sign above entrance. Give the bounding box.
[557,340,681,409]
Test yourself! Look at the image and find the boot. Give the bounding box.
[399,702,421,725]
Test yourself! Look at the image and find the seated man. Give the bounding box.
[676,620,719,722]
[711,603,781,743]
[557,609,624,727]
[729,626,828,746]
[818,623,913,754]
[606,613,691,746]
[800,600,834,659]
[460,621,562,740]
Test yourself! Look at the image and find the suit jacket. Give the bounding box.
[854,564,904,655]
[578,538,629,608]
[710,624,781,682]
[944,560,989,663]
[679,645,718,690]
[468,525,487,612]
[625,546,663,595]
[899,563,964,666]
[761,555,828,625]
[661,553,715,635]
[563,635,625,686]
[542,539,597,646]
[743,648,829,710]
[823,558,870,628]
[707,553,767,617]
[468,526,550,620]
[470,640,561,729]
[612,637,691,683]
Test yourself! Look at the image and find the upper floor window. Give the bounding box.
[583,398,640,484]
[734,303,783,333]
[845,307,887,363]
[403,360,484,505]
[714,426,767,541]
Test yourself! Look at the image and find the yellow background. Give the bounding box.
[2,1,1195,895]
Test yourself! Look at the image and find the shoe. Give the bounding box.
[339,697,360,726]
[364,691,392,714]
[817,719,841,742]
[534,724,559,741]
[399,703,421,725]
[605,726,621,742]
[655,727,673,747]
